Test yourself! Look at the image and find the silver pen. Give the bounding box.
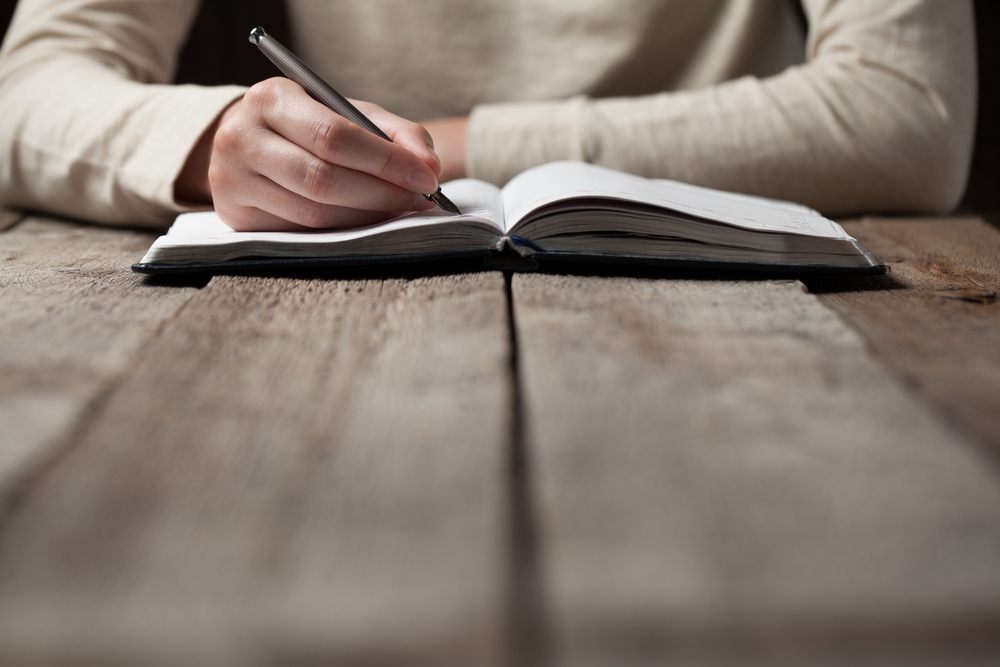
[249,26,460,215]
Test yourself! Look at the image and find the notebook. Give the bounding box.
[133,161,884,276]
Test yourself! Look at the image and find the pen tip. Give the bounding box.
[249,27,266,44]
[429,189,461,215]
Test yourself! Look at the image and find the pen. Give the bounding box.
[249,26,461,215]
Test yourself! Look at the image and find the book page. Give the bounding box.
[139,179,504,265]
[501,161,850,239]
[166,179,504,239]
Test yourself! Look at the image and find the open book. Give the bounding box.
[133,161,884,275]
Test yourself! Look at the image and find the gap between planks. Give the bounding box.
[8,214,997,664]
[509,269,1000,665]
[503,272,553,667]
[0,220,549,665]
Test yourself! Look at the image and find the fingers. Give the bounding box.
[214,167,434,232]
[217,174,420,232]
[353,99,442,176]
[209,78,443,231]
[245,128,434,212]
[252,79,441,194]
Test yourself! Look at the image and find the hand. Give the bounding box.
[176,77,442,231]
[420,116,468,183]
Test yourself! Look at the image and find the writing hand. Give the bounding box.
[176,78,441,231]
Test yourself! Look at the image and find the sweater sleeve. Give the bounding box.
[0,0,246,228]
[466,0,977,216]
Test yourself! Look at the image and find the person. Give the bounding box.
[0,0,977,232]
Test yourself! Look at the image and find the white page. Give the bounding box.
[500,161,851,239]
[142,179,504,263]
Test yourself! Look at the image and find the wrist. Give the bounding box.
[174,100,241,205]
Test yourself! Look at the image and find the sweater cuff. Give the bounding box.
[467,97,587,186]
[120,84,246,219]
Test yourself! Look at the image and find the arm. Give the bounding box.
[0,0,240,227]
[0,0,441,229]
[465,0,977,216]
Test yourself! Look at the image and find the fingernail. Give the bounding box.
[407,169,438,194]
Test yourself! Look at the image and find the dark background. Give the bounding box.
[0,0,996,218]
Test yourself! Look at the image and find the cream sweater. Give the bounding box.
[0,0,977,227]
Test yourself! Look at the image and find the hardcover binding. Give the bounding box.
[132,247,887,277]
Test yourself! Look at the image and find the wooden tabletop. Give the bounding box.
[1,210,999,665]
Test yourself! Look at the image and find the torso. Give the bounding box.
[286,0,806,120]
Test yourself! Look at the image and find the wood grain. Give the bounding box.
[807,216,1000,455]
[0,271,512,666]
[511,273,1000,665]
[0,217,195,500]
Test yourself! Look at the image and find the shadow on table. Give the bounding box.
[139,254,909,295]
[801,272,908,294]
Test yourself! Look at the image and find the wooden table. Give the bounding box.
[1,209,999,665]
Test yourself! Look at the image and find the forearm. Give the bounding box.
[0,0,244,227]
[468,0,976,216]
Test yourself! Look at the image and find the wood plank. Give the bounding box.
[0,271,512,666]
[512,273,1000,665]
[0,217,197,499]
[806,216,1000,454]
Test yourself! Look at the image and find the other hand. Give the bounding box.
[420,116,468,183]
[176,77,442,231]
